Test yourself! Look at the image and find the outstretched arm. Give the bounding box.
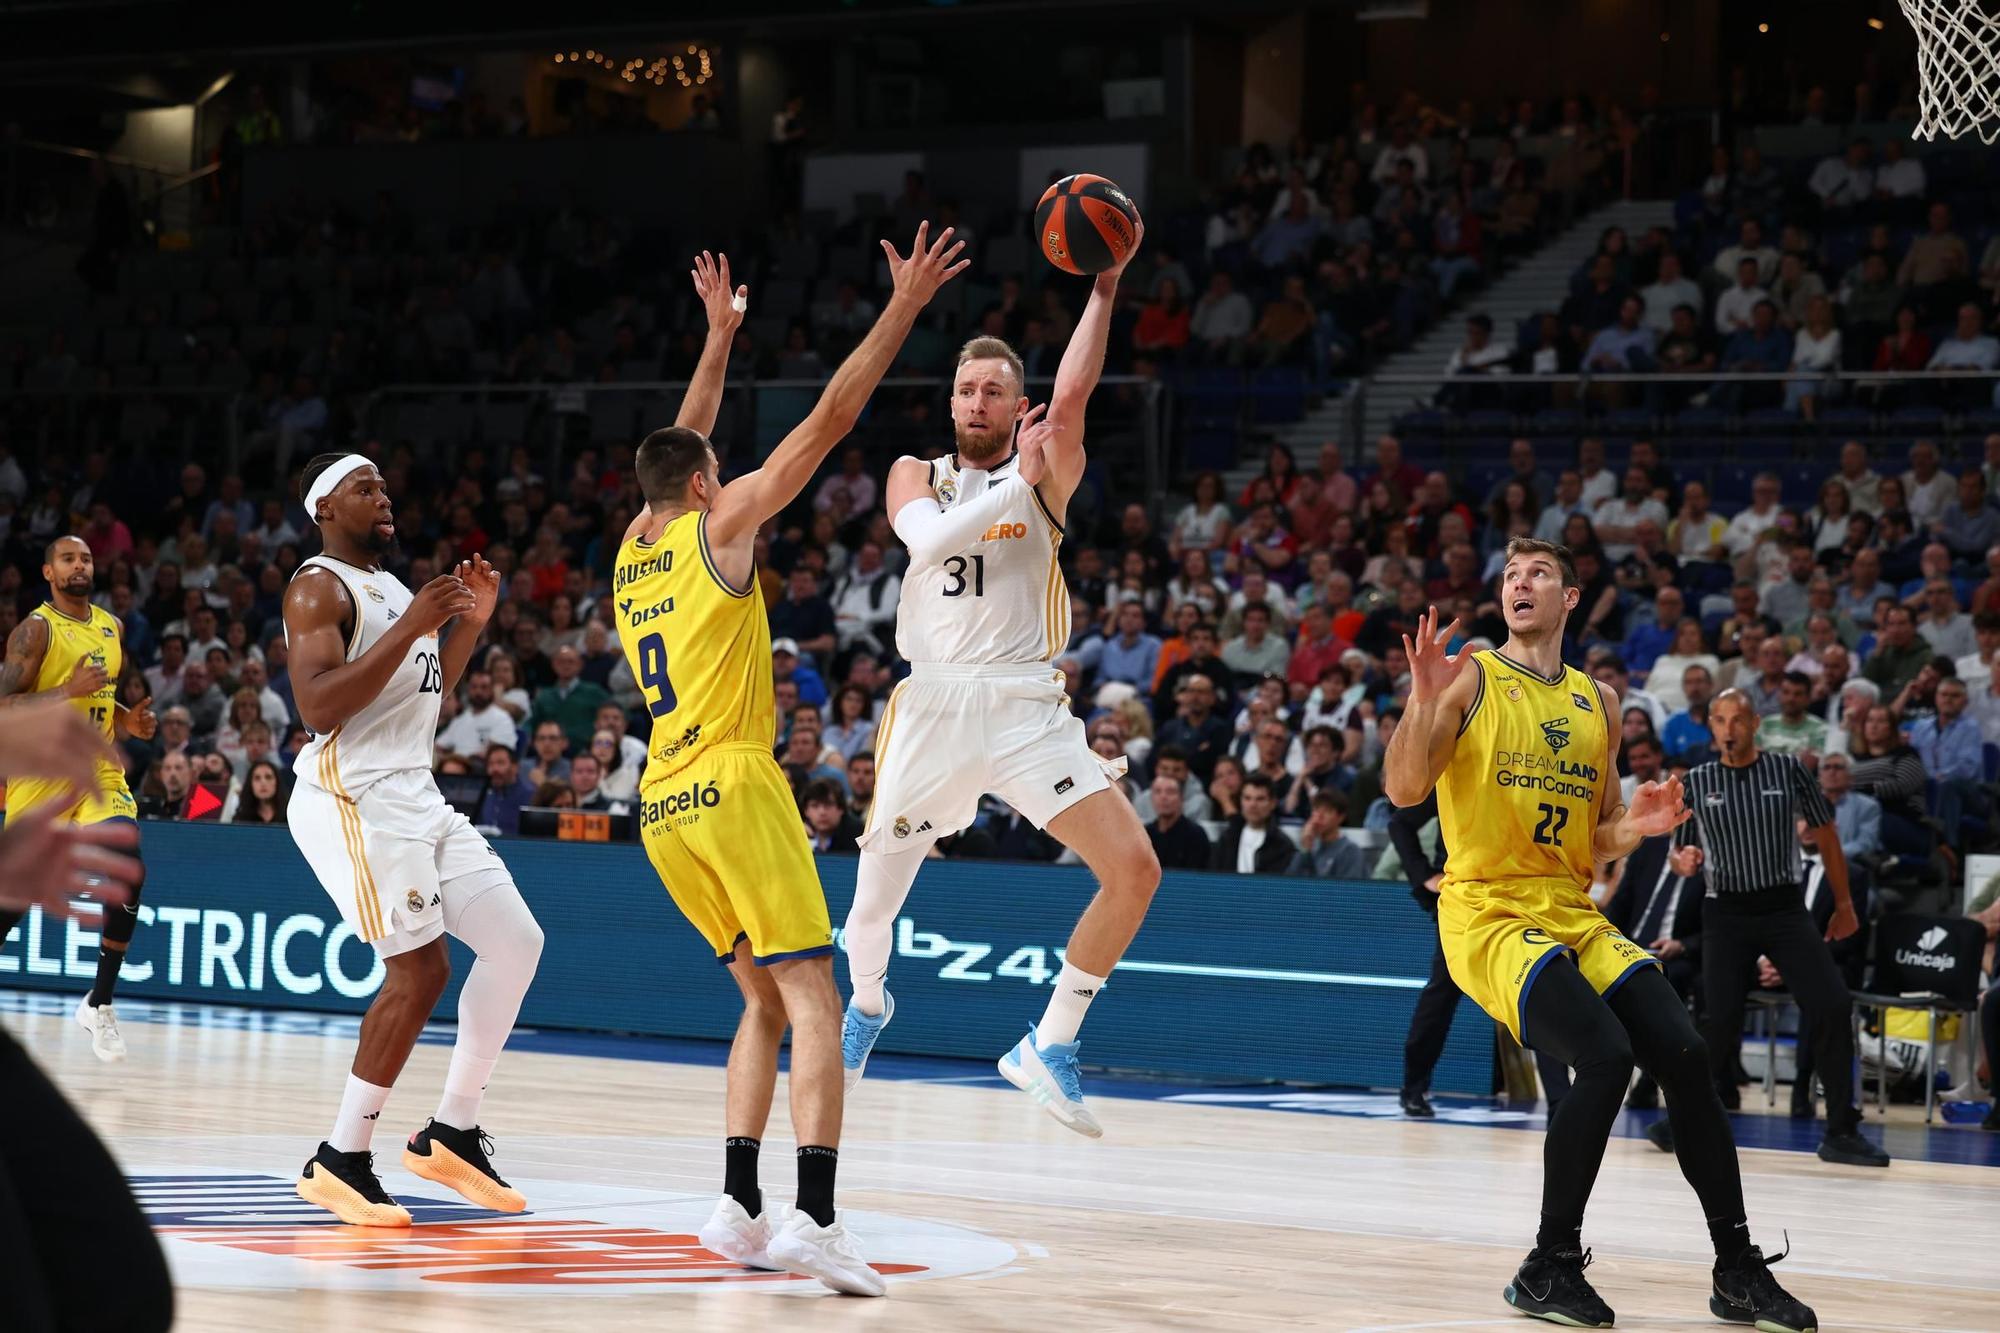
[1038,218,1145,497]
[674,251,748,439]
[704,223,968,563]
[1383,608,1476,806]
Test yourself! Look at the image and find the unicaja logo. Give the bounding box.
[1895,925,1957,973]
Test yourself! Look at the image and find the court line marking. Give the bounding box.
[1113,959,1424,988]
[1347,1322,1992,1333]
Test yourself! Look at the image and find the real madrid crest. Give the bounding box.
[364,585,388,603]
[406,889,425,914]
[937,478,958,505]
[893,816,911,839]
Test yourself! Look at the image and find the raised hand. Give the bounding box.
[455,553,501,626]
[692,250,747,338]
[1401,606,1471,705]
[881,222,970,306]
[1107,212,1147,278]
[1014,403,1053,486]
[407,574,476,635]
[1626,775,1692,838]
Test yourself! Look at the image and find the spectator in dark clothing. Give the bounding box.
[768,565,838,663]
[1152,623,1236,720]
[477,743,537,836]
[1155,670,1234,782]
[1210,774,1296,874]
[800,778,862,853]
[1145,772,1214,871]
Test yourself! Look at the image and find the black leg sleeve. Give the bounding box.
[1607,964,1749,1237]
[1520,955,1635,1246]
[1759,906,1860,1136]
[1402,941,1461,1094]
[0,1029,173,1333]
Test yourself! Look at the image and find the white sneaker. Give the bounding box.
[766,1209,886,1296]
[698,1194,775,1269]
[75,996,127,1063]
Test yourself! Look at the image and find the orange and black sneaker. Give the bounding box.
[296,1143,412,1227]
[403,1120,528,1213]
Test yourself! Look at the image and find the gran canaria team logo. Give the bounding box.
[1539,717,1571,753]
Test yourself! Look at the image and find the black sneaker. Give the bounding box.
[1503,1248,1615,1327]
[1788,1084,1815,1120]
[403,1119,529,1212]
[1645,1117,1675,1154]
[1711,1243,1817,1332]
[1399,1088,1436,1118]
[1982,1104,2000,1132]
[296,1142,411,1227]
[1815,1130,1890,1168]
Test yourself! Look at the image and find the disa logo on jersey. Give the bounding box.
[618,596,674,626]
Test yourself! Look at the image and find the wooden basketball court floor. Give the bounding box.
[6,991,1996,1332]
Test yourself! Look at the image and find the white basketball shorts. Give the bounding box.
[290,768,506,956]
[858,661,1127,853]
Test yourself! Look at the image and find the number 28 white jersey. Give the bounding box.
[287,554,443,797]
[894,452,1071,666]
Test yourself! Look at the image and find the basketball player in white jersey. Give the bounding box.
[283,452,545,1226]
[841,224,1161,1135]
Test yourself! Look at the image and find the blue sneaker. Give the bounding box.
[842,991,894,1092]
[998,1024,1103,1138]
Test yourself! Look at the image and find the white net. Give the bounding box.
[1903,0,2000,142]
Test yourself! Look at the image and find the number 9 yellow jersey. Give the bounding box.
[611,512,775,787]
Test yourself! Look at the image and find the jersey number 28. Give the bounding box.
[636,632,678,717]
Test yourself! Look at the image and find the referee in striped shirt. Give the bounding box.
[1665,689,1889,1167]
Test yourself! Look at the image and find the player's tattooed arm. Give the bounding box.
[0,615,59,708]
[674,251,747,440]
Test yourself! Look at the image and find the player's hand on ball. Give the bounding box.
[692,251,747,337]
[126,696,158,741]
[455,554,501,625]
[1401,606,1470,704]
[1107,213,1146,277]
[410,574,477,634]
[0,697,121,792]
[64,660,108,699]
[883,222,970,306]
[1670,844,1704,878]
[0,807,137,918]
[1627,776,1691,837]
[1015,402,1053,486]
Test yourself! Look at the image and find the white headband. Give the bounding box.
[305,455,373,524]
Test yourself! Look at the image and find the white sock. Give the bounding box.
[330,1074,392,1154]
[436,1050,497,1131]
[844,846,929,1017]
[1037,961,1107,1047]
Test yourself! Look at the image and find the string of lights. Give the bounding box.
[551,43,711,87]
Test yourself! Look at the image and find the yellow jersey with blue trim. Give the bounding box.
[5,601,128,820]
[612,511,774,786]
[1436,649,1609,895]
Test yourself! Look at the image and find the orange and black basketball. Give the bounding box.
[1034,174,1142,275]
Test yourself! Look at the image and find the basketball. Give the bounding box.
[1034,173,1142,275]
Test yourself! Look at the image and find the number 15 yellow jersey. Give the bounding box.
[6,601,130,822]
[1436,650,1609,896]
[611,511,774,787]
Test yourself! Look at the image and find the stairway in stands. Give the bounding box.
[1216,197,1674,499]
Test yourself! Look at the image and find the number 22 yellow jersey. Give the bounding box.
[611,511,774,786]
[1436,649,1609,896]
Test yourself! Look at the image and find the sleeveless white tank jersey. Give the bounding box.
[287,555,442,796]
[894,451,1070,666]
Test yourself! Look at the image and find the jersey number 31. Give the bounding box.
[942,553,985,597]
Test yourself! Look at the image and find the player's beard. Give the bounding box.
[953,418,1014,465]
[60,574,92,598]
[360,523,400,560]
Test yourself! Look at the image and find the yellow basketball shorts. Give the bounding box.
[638,741,833,966]
[1438,878,1659,1046]
[5,774,137,826]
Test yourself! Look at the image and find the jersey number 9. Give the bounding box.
[637,632,678,718]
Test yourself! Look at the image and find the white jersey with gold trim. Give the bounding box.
[894,451,1070,666]
[287,555,442,797]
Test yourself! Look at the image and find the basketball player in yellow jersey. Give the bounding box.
[1385,537,1818,1332]
[613,227,966,1296]
[0,535,157,1062]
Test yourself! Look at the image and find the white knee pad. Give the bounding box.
[443,867,545,971]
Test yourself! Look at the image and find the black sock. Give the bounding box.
[89,943,128,1007]
[796,1145,838,1227]
[1708,1216,1752,1266]
[1534,1213,1582,1257]
[724,1137,761,1216]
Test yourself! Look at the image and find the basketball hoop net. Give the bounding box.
[1902,0,2000,142]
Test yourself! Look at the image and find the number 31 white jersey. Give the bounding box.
[894,452,1071,666]
[288,554,443,797]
